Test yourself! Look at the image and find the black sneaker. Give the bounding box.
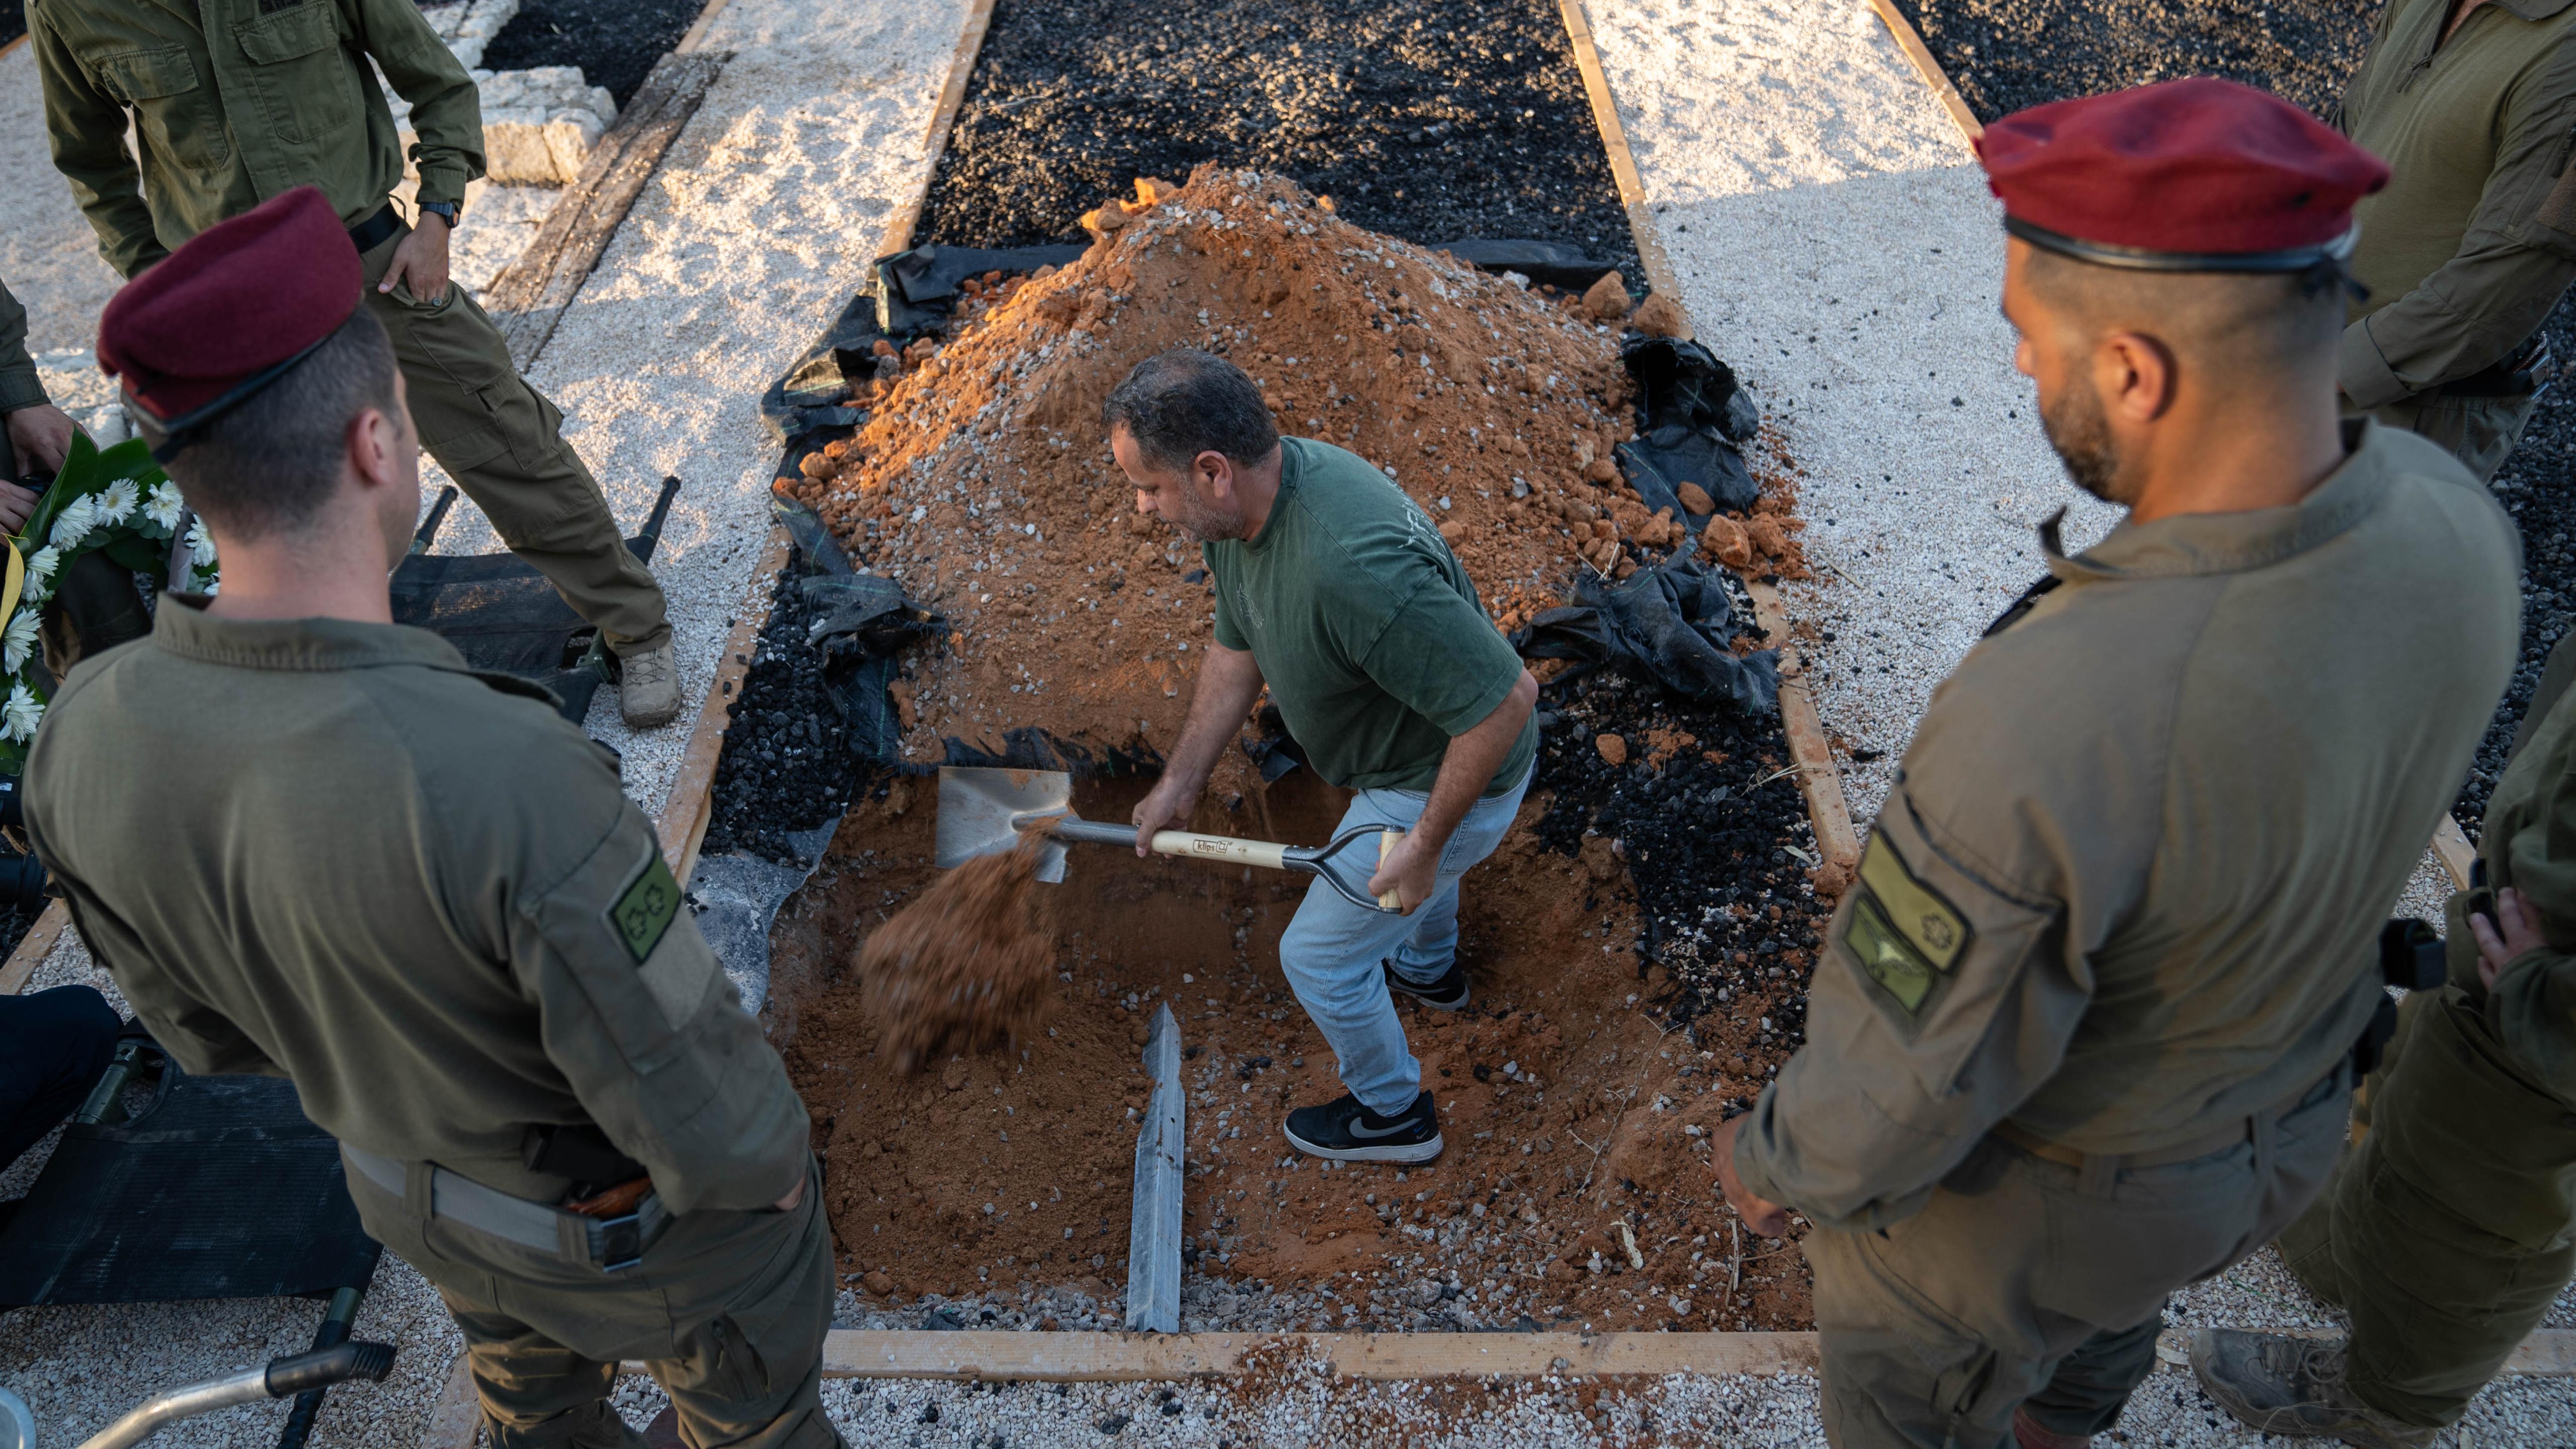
[1283,1091,1444,1164]
[1384,957,1470,1011]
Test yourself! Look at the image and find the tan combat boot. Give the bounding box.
[617,638,682,729]
[2190,1329,2445,1448]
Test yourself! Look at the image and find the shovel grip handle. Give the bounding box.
[1048,819,1292,871]
[1149,830,1291,871]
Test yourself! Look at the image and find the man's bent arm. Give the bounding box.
[2339,78,2576,406]
[1155,643,1265,796]
[29,15,166,277]
[349,0,487,208]
[1732,787,2086,1231]
[1410,670,1537,856]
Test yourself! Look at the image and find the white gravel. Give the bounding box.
[422,0,980,820]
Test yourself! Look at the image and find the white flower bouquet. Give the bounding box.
[0,432,213,768]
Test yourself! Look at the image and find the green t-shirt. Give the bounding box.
[1204,437,1537,796]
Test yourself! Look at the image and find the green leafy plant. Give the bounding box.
[0,430,216,773]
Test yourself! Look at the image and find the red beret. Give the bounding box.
[1976,77,2389,271]
[98,186,361,433]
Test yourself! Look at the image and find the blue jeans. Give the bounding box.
[1277,768,1530,1115]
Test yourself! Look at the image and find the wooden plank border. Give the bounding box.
[660,526,795,884]
[1556,1,1863,868]
[1863,0,1983,145]
[651,1326,2576,1384]
[654,0,1000,883]
[486,49,731,371]
[0,900,69,997]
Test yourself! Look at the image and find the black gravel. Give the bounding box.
[1886,0,2375,122]
[2454,290,2576,838]
[914,0,1641,289]
[701,568,865,866]
[1530,661,1828,1057]
[479,0,703,109]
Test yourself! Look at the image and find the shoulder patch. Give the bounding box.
[1847,834,1972,1013]
[609,851,681,966]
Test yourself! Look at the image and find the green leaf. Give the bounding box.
[100,533,167,579]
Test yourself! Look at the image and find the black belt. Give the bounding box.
[2437,334,2554,399]
[346,202,403,255]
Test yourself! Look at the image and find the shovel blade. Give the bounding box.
[935,766,1072,882]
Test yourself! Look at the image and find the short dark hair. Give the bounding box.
[142,307,403,539]
[1102,349,1278,474]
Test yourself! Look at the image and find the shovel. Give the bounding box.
[934,766,1405,913]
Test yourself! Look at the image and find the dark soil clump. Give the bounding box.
[1530,660,1829,1073]
[701,568,865,867]
[915,0,1641,289]
[1887,0,2375,122]
[480,0,703,108]
[0,2,24,49]
[2455,290,2576,838]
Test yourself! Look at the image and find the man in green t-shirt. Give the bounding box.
[1112,349,1538,1164]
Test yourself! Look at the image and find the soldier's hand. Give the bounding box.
[379,220,453,306]
[1710,1115,1791,1237]
[772,1174,807,1213]
[4,403,75,479]
[0,480,40,536]
[2468,886,2546,989]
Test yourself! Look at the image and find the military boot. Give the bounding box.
[2190,1329,2443,1448]
[616,638,681,729]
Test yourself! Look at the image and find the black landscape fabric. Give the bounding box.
[1887,0,2375,122]
[1518,557,1782,717]
[0,1059,380,1308]
[914,0,1643,289]
[1619,337,1761,521]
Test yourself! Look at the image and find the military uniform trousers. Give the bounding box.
[2279,988,2576,1429]
[2367,390,2539,485]
[359,220,669,654]
[347,1149,844,1449]
[1809,1071,2350,1449]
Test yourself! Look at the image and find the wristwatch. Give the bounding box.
[418,200,462,229]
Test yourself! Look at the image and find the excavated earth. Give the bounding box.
[737,169,1835,1329]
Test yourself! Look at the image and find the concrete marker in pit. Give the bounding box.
[1125,1001,1185,1334]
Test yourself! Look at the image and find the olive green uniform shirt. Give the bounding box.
[2336,0,2576,406]
[28,0,487,278]
[1736,423,2521,1232]
[0,280,46,416]
[22,602,809,1215]
[2446,646,2576,1111]
[1203,437,1537,796]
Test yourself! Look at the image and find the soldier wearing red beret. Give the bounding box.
[26,0,683,729]
[1708,79,2522,1448]
[27,189,845,1449]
